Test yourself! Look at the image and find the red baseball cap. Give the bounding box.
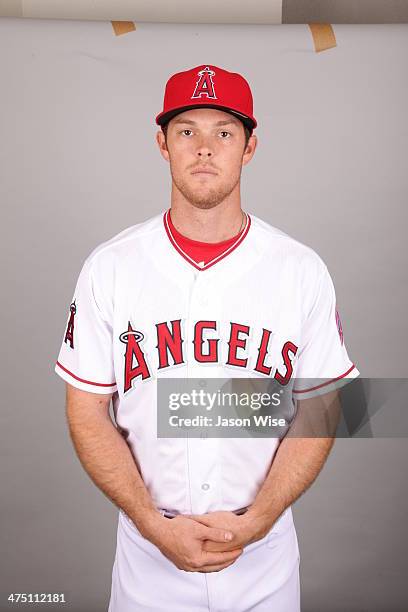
[155,64,257,133]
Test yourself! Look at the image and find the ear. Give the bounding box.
[156,130,170,162]
[242,134,258,166]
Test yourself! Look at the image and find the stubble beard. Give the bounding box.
[170,164,243,211]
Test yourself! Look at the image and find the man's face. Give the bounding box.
[156,108,257,210]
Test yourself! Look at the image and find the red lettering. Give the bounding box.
[194,320,219,362]
[254,328,273,375]
[274,341,298,385]
[123,323,150,392]
[227,322,249,368]
[156,320,184,369]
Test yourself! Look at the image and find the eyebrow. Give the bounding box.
[172,118,240,127]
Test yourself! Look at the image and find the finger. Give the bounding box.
[200,548,243,566]
[202,541,240,553]
[197,526,234,543]
[197,558,240,573]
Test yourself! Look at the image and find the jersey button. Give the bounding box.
[201,483,210,491]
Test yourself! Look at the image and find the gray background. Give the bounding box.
[1,17,407,612]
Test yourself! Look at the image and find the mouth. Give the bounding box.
[191,170,218,176]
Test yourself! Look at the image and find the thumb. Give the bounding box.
[198,525,234,543]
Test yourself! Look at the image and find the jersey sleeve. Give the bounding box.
[292,261,359,400]
[54,255,117,394]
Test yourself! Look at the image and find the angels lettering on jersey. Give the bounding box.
[119,319,298,395]
[61,298,347,396]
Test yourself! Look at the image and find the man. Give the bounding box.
[55,64,359,611]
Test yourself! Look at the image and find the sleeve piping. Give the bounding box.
[292,364,357,394]
[55,361,117,388]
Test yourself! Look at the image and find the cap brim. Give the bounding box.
[156,104,256,131]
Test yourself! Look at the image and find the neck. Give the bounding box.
[169,203,244,244]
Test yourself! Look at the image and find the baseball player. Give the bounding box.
[54,64,359,611]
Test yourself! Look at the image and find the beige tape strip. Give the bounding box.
[308,23,337,53]
[17,1,282,23]
[0,0,23,17]
[111,21,136,36]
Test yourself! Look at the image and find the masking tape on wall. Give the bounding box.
[2,0,282,24]
[308,23,337,52]
[111,21,136,36]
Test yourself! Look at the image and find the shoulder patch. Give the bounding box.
[64,300,76,349]
[335,306,344,345]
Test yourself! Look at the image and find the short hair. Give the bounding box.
[161,119,252,149]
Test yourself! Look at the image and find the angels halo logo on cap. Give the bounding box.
[191,66,217,100]
[155,64,258,133]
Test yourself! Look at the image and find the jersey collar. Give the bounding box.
[163,209,251,272]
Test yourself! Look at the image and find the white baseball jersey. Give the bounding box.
[54,209,359,516]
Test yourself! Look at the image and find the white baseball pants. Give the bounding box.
[108,509,301,611]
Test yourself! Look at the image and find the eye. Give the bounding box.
[219,131,231,138]
[181,129,193,136]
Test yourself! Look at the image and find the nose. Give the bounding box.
[196,136,213,158]
[197,150,212,158]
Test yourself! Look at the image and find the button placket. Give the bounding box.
[185,272,223,513]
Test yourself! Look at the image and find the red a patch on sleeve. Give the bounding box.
[64,300,76,349]
[335,306,344,345]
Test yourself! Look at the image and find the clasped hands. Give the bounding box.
[148,509,267,574]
